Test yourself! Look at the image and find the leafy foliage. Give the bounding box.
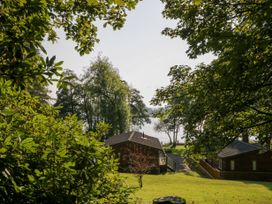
[81,56,131,136]
[1,1,141,202]
[159,0,272,155]
[55,70,82,118]
[55,57,150,137]
[0,0,140,87]
[0,80,133,203]
[151,66,189,147]
[129,88,151,129]
[26,81,52,104]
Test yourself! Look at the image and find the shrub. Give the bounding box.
[0,79,133,203]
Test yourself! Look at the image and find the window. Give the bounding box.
[230,160,235,171]
[219,159,222,170]
[252,160,257,171]
[159,151,166,165]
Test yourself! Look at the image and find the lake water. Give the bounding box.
[134,118,184,145]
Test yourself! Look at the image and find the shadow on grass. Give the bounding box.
[184,158,272,191]
[240,180,272,191]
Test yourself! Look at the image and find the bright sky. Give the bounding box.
[44,0,214,106]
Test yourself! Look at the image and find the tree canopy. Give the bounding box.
[0,0,140,87]
[157,0,272,155]
[55,69,82,118]
[55,57,150,137]
[81,57,131,135]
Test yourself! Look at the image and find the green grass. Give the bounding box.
[122,172,272,204]
[163,144,186,156]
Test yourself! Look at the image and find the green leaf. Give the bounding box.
[11,178,21,193]
[0,148,7,154]
[34,169,42,176]
[63,161,75,169]
[38,44,47,54]
[193,0,202,6]
[55,61,64,66]
[4,136,12,145]
[57,148,67,157]
[28,175,35,182]
[2,108,14,116]
[87,0,98,6]
[21,138,37,153]
[113,0,125,6]
[48,56,56,67]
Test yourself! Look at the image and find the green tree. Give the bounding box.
[55,59,150,136]
[129,87,151,129]
[0,0,140,87]
[160,0,272,154]
[151,66,189,148]
[26,81,52,104]
[55,69,82,118]
[81,56,131,136]
[0,79,133,203]
[154,119,173,145]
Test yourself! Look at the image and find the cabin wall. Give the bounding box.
[110,141,163,174]
[222,151,272,172]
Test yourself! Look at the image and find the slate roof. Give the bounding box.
[218,140,260,158]
[105,131,163,150]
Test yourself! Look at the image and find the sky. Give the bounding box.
[44,0,214,106]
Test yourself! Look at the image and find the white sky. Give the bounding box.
[44,0,214,106]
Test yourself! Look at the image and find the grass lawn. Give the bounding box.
[123,172,272,204]
[163,144,186,156]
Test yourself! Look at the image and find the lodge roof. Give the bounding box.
[105,131,163,150]
[218,140,260,158]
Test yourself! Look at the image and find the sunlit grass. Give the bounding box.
[163,144,186,156]
[123,172,272,204]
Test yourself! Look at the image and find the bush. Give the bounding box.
[0,80,133,203]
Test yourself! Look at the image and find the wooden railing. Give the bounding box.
[200,160,221,179]
[200,160,272,181]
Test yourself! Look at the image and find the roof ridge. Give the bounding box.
[235,140,260,149]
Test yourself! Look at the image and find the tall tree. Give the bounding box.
[26,81,52,104]
[129,87,151,129]
[55,59,150,136]
[151,66,189,147]
[55,69,82,118]
[81,56,131,136]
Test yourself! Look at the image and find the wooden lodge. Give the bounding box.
[105,131,167,174]
[200,140,272,181]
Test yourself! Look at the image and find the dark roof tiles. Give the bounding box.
[105,131,163,150]
[218,140,260,158]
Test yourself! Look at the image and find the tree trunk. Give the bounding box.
[265,134,271,150]
[138,174,143,189]
[171,141,176,148]
[242,132,249,143]
[166,132,173,145]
